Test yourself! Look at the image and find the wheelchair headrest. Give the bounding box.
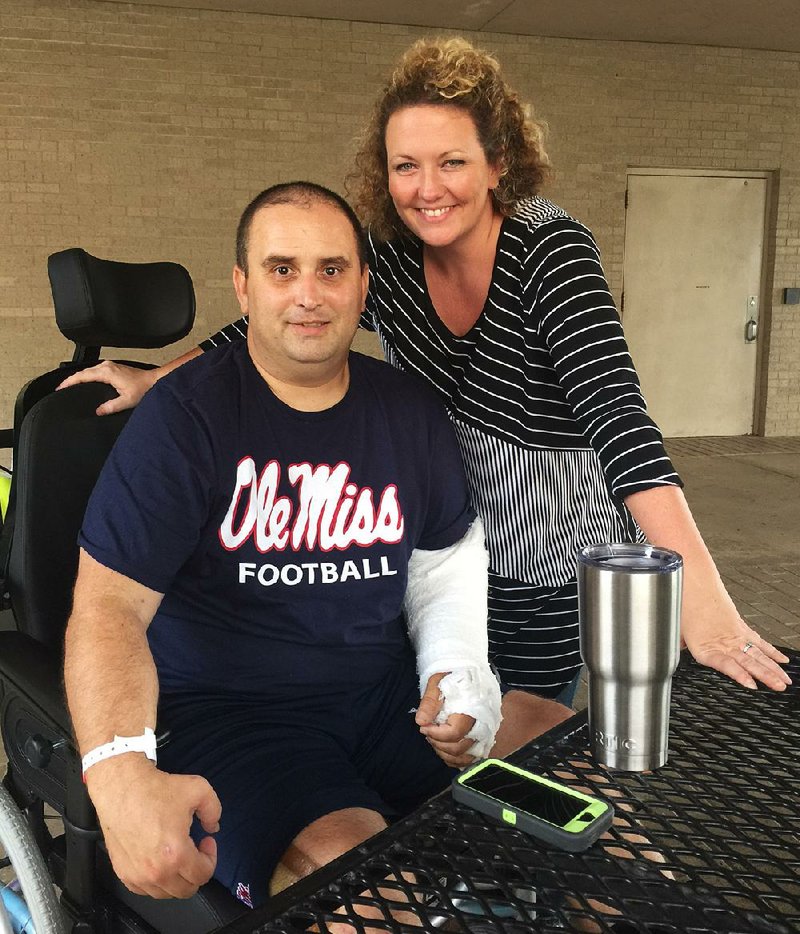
[47,248,195,349]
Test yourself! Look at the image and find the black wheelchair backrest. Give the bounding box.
[4,248,196,646]
[8,384,131,648]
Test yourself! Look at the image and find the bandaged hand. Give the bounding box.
[416,669,502,767]
[405,519,502,764]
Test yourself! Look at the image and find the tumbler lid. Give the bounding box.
[578,543,683,573]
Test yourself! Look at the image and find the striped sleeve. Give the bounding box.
[529,220,682,496]
[198,316,249,352]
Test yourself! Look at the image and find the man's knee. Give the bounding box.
[272,807,388,891]
[492,690,573,759]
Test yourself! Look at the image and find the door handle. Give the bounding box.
[744,318,758,343]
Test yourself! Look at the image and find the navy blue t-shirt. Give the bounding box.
[80,343,475,698]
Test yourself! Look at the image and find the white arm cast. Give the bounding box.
[404,518,502,758]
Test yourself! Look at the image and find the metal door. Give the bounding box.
[621,173,767,437]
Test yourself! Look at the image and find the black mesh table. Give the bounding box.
[214,651,800,934]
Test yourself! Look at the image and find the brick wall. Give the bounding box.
[2,0,800,434]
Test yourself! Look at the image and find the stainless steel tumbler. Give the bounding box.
[578,543,683,771]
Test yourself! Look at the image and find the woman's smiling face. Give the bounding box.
[385,104,501,250]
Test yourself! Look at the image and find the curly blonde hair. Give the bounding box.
[347,37,551,241]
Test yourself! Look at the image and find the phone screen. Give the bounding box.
[460,764,588,826]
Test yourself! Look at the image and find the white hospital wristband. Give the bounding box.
[81,728,157,777]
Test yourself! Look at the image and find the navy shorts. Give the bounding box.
[157,652,455,908]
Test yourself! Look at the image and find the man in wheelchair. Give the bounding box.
[64,182,571,912]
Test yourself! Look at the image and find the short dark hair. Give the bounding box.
[236,181,367,274]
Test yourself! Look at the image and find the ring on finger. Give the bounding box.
[741,641,755,654]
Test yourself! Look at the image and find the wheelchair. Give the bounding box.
[0,249,247,933]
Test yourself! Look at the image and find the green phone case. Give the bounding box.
[452,758,614,852]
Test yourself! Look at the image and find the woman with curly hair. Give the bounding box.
[62,37,790,714]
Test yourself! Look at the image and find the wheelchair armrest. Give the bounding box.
[98,857,246,934]
[0,630,72,737]
[0,630,77,821]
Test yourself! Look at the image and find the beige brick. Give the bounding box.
[1,0,800,432]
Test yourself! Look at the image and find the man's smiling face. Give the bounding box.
[234,200,368,387]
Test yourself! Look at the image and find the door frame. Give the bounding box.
[623,167,778,437]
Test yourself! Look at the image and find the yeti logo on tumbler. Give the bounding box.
[578,543,683,771]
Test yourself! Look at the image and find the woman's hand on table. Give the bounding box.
[624,485,792,692]
[681,604,791,691]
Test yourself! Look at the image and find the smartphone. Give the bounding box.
[452,758,614,852]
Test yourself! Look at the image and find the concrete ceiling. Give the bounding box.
[103,0,800,54]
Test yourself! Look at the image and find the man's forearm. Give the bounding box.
[64,551,221,899]
[64,551,162,761]
[65,604,159,756]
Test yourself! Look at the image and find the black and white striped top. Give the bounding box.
[203,197,680,592]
